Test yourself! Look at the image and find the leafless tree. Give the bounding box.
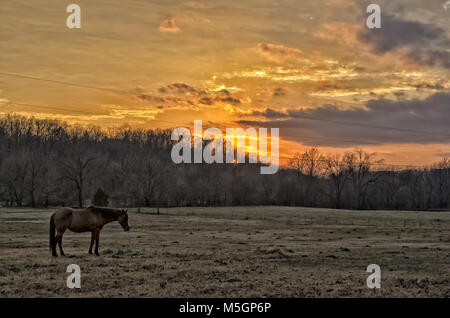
[344,149,384,209]
[59,146,96,207]
[0,152,28,206]
[0,114,449,211]
[323,153,348,209]
[424,158,450,209]
[25,152,46,208]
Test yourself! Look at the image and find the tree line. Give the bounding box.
[0,114,448,210]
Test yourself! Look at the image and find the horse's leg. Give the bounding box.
[89,231,95,254]
[94,230,100,256]
[50,214,58,257]
[56,230,66,256]
[57,231,66,256]
[51,239,58,257]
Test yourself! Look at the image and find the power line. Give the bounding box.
[1,71,450,138]
[1,101,384,146]
[4,102,104,116]
[2,101,193,127]
[281,132,381,146]
[284,114,450,138]
[278,156,425,169]
[0,101,436,169]
[0,100,445,152]
[0,72,137,96]
[0,73,448,169]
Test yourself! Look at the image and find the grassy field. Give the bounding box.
[0,206,449,298]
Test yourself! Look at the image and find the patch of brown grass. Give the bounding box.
[0,207,449,297]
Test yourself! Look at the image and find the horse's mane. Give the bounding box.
[87,206,121,217]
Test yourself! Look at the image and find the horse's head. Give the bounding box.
[118,209,130,232]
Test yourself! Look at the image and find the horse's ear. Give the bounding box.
[125,209,128,214]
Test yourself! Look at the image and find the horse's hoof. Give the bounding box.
[52,254,58,257]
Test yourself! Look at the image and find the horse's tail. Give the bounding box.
[49,213,56,252]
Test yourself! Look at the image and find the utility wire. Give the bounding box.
[0,73,448,169]
[0,72,137,96]
[2,101,192,127]
[0,101,436,169]
[2,101,384,146]
[1,71,449,138]
[284,114,450,138]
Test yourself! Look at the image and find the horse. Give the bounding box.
[49,206,130,257]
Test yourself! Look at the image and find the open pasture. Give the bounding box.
[0,206,449,297]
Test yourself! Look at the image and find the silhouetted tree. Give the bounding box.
[93,187,109,206]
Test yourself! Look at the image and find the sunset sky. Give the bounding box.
[1,0,449,166]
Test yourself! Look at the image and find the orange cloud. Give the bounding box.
[254,43,304,63]
[314,23,362,47]
[159,19,182,33]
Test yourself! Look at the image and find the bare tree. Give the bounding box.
[1,114,450,211]
[25,152,47,207]
[345,149,384,209]
[0,153,28,206]
[424,158,450,209]
[303,147,324,177]
[289,152,306,177]
[323,153,348,209]
[141,157,166,206]
[59,146,96,207]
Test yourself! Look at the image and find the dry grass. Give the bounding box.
[0,206,449,298]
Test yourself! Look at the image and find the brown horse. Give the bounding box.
[49,206,130,257]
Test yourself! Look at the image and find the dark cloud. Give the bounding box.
[137,94,169,103]
[158,83,203,95]
[272,87,286,97]
[315,80,349,91]
[358,15,445,52]
[218,96,241,105]
[200,89,241,106]
[137,84,241,107]
[394,91,405,98]
[406,49,450,69]
[249,108,288,119]
[240,93,450,147]
[409,81,445,91]
[358,14,450,69]
[199,97,213,105]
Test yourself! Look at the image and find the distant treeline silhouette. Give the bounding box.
[0,114,449,210]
